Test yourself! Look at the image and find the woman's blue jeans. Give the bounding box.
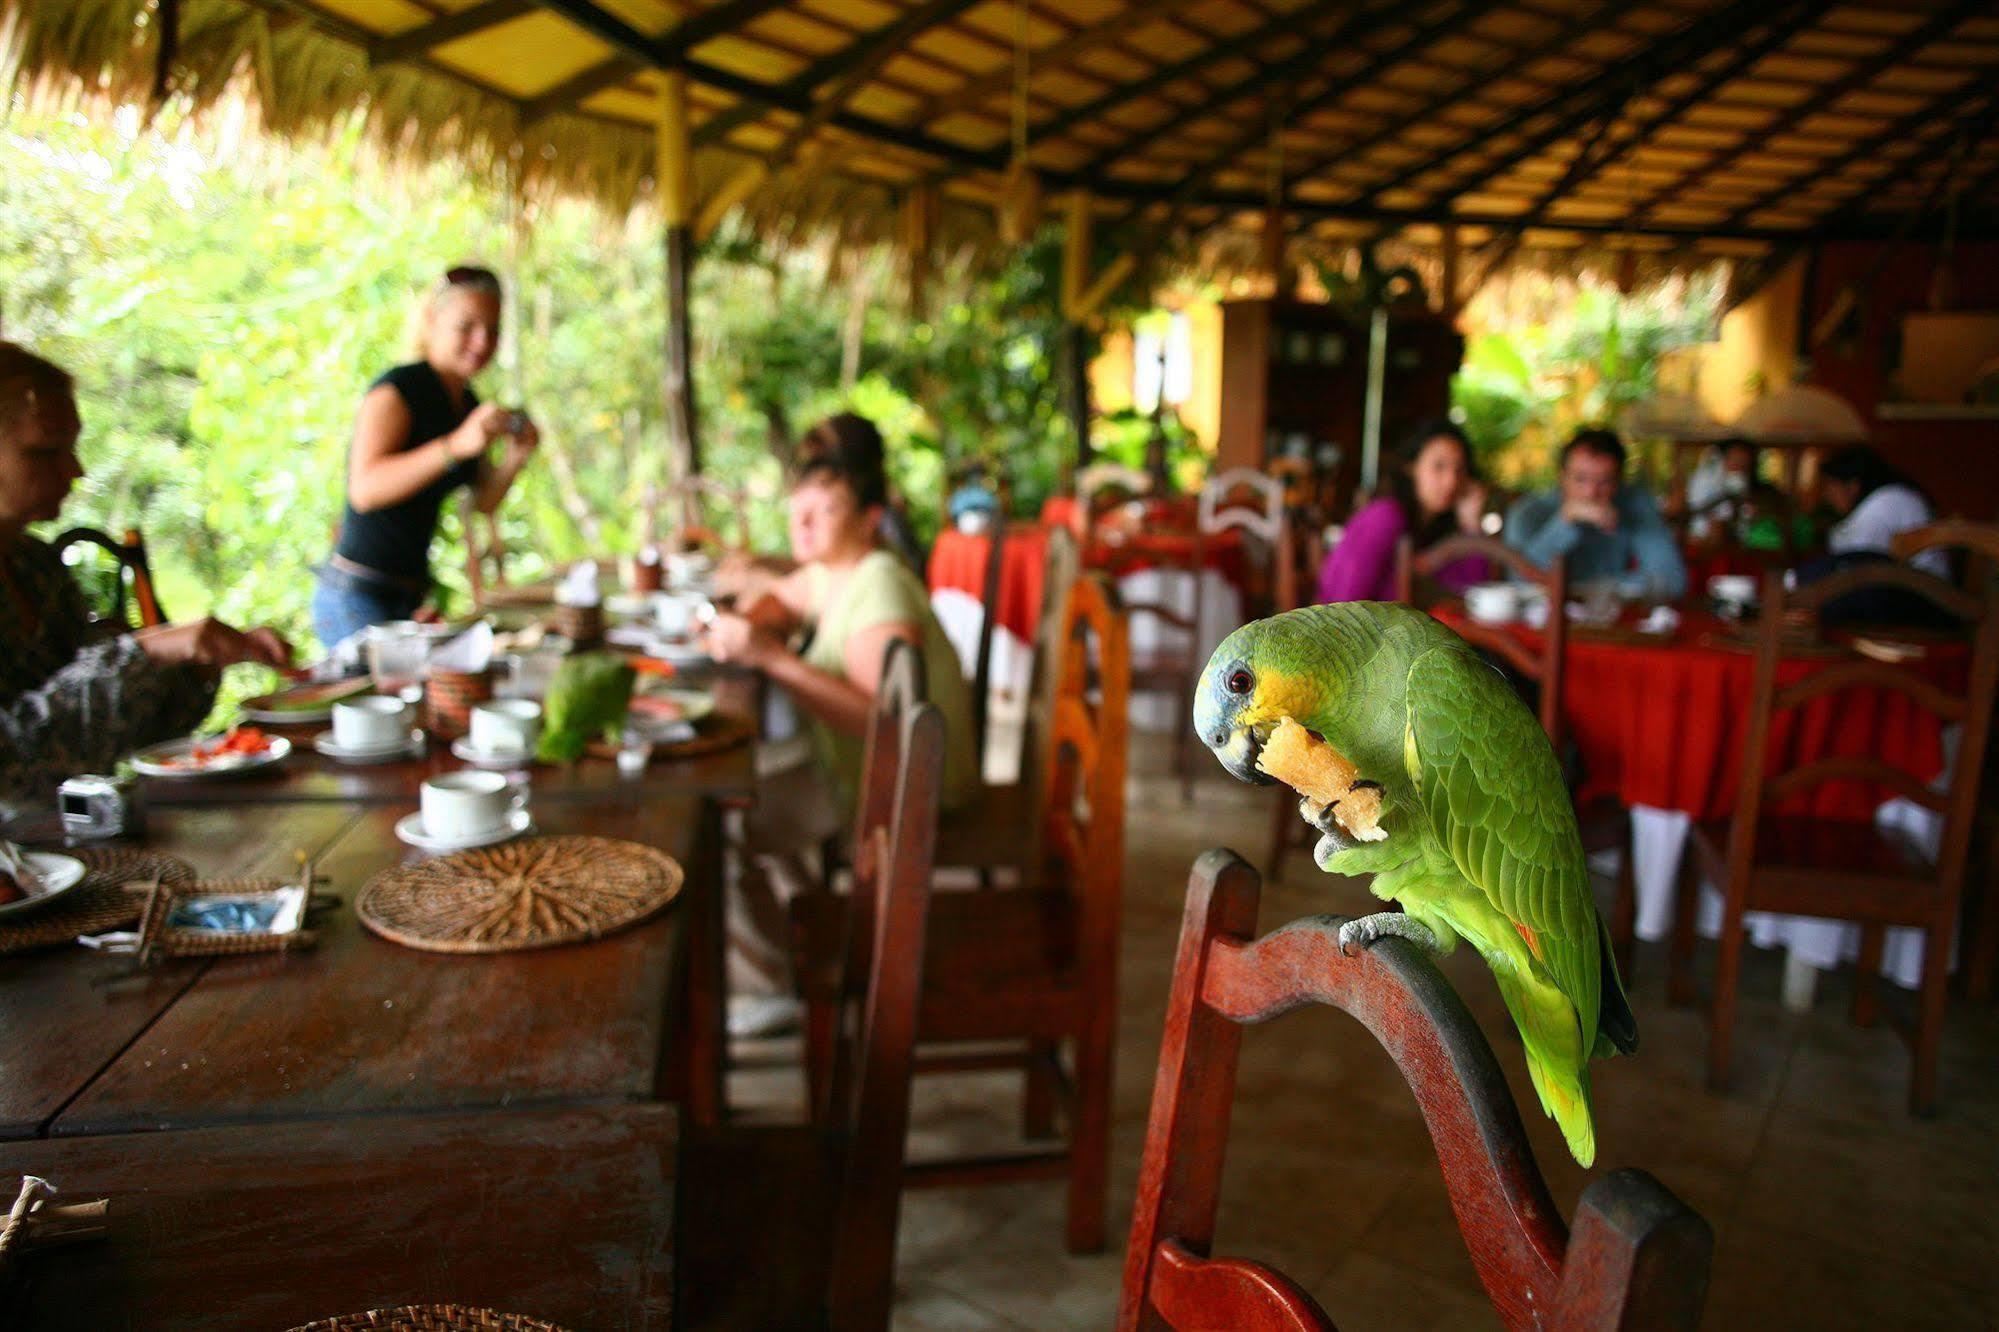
[311,564,424,651]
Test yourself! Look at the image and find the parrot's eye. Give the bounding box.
[1225,666,1254,696]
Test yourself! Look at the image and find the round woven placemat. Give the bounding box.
[286,1306,569,1332]
[0,848,196,956]
[357,835,683,954]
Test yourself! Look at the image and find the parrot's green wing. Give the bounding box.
[1400,645,1600,1046]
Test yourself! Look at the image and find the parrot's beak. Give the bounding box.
[1211,723,1277,787]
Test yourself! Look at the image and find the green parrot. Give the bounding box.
[1193,602,1637,1167]
[536,652,636,763]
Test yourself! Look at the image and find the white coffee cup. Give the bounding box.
[1464,582,1522,625]
[1708,574,1757,605]
[420,770,520,841]
[469,699,542,756]
[654,592,707,638]
[331,696,412,751]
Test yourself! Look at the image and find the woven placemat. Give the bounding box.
[286,1306,569,1332]
[0,848,196,956]
[357,836,683,954]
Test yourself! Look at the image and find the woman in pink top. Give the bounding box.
[1318,420,1491,603]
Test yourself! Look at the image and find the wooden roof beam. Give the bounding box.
[691,0,986,150]
[370,0,537,67]
[1271,0,1647,201]
[1629,0,1984,224]
[1731,81,1998,232]
[1007,0,1353,165]
[900,0,1215,130]
[1073,0,1455,180]
[1352,0,1783,210]
[1470,1,1831,279]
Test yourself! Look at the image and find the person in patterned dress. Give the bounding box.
[0,343,293,814]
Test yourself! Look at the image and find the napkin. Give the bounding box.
[428,622,494,674]
[1638,605,1681,635]
[556,560,602,608]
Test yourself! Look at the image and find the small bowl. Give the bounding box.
[1464,582,1522,625]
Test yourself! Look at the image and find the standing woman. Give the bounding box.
[1317,419,1490,603]
[311,266,539,648]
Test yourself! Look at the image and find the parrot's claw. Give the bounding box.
[1337,912,1440,957]
[1307,800,1358,873]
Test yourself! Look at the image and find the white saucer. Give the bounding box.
[394,808,534,853]
[313,729,424,764]
[450,737,536,768]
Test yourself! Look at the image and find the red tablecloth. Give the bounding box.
[926,524,1049,644]
[1434,608,1955,822]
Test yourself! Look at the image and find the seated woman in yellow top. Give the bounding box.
[705,447,973,1033]
[707,449,976,812]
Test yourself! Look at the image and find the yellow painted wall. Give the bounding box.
[1698,256,1801,422]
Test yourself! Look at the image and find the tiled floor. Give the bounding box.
[733,734,1999,1331]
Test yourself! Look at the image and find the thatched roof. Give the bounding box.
[6,0,1996,271]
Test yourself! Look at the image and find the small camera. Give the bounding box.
[503,409,530,435]
[58,774,142,841]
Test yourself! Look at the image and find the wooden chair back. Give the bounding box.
[968,521,1009,770]
[1729,566,1999,903]
[1198,468,1295,614]
[1076,462,1153,545]
[1037,574,1131,916]
[1893,518,1999,590]
[51,527,166,628]
[1119,849,1713,1332]
[1396,534,1569,748]
[823,640,946,1325]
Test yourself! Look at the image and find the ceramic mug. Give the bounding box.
[1464,582,1521,625]
[654,592,708,638]
[469,699,542,756]
[331,696,412,751]
[420,770,522,841]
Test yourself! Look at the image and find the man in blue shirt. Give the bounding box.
[1505,428,1687,599]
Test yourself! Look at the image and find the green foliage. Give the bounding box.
[2,101,1105,652]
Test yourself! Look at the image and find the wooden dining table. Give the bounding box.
[0,701,753,1329]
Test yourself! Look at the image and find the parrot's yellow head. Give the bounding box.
[1192,616,1329,786]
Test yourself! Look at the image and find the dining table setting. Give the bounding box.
[0,556,758,1329]
[1433,572,1967,1004]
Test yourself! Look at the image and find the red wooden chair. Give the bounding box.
[679,642,944,1332]
[1892,519,1999,1000]
[1670,565,1999,1110]
[51,526,166,628]
[1120,850,1713,1332]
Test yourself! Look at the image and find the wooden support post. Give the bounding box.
[1061,191,1096,468]
[1440,224,1460,316]
[658,71,700,478]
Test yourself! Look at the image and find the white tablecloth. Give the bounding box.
[932,568,1244,734]
[1622,792,1948,992]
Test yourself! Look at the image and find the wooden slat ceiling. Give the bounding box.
[18,0,1999,251]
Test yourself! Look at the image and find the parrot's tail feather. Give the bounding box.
[1524,1047,1597,1170]
[1594,914,1640,1058]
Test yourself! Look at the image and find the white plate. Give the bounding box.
[0,853,87,920]
[605,592,658,617]
[394,808,534,853]
[130,733,292,779]
[313,730,425,764]
[450,737,536,768]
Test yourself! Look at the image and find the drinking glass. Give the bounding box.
[366,626,430,704]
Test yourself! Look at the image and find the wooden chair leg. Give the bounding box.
[1967,819,1999,1001]
[1850,926,1884,1029]
[1708,904,1747,1094]
[1910,920,1952,1116]
[804,993,838,1123]
[1611,814,1637,980]
[1668,844,1702,1008]
[1064,1015,1115,1255]
[1266,789,1294,883]
[1023,1039,1059,1139]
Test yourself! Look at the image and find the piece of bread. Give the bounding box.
[1256,717,1387,843]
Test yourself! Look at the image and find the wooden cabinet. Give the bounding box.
[1216,298,1462,517]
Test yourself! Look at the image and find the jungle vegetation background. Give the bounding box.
[3,98,1723,650]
